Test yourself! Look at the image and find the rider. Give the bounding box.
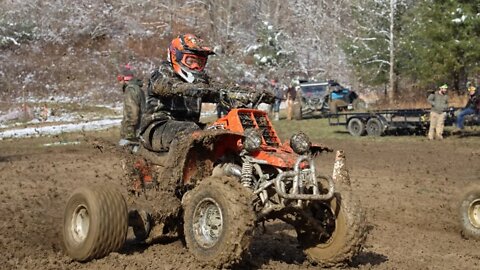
[139,33,216,152]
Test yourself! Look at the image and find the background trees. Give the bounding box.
[0,0,479,103]
[399,0,480,90]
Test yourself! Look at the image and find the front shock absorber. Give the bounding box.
[241,160,254,188]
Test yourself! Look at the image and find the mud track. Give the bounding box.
[0,131,479,269]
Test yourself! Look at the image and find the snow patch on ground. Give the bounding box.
[0,118,121,139]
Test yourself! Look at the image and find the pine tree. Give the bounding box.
[400,0,480,90]
[249,21,294,69]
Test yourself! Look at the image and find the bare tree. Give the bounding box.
[389,0,397,100]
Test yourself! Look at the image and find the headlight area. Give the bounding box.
[290,132,311,155]
[242,128,263,152]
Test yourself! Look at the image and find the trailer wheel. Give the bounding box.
[366,118,384,136]
[347,118,365,137]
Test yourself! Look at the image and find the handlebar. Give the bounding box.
[183,85,274,110]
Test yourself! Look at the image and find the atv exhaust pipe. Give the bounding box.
[274,156,335,201]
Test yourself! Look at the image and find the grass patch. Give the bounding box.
[272,116,480,144]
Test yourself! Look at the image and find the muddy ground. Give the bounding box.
[0,127,479,270]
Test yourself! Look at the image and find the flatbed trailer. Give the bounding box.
[327,108,478,136]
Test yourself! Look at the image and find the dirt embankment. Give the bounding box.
[0,130,479,269]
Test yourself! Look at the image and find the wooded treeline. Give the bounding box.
[1,0,479,101]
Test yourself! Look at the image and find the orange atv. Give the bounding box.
[62,88,367,268]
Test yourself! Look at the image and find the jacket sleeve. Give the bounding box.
[427,93,435,106]
[149,69,174,97]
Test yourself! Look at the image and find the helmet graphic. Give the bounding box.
[167,33,214,83]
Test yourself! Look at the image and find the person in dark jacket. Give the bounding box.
[427,84,449,140]
[454,83,479,132]
[140,34,216,152]
[117,64,145,146]
[271,79,284,121]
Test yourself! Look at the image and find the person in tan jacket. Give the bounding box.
[427,84,449,140]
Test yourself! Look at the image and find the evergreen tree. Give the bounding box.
[400,0,480,90]
[248,21,295,69]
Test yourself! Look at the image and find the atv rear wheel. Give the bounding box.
[459,186,480,239]
[183,176,255,268]
[63,186,128,261]
[295,192,366,266]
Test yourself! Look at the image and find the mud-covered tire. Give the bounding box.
[63,186,128,261]
[296,191,366,267]
[183,176,255,268]
[347,118,366,137]
[459,186,480,240]
[131,210,151,242]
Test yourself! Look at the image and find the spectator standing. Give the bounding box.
[427,84,449,140]
[454,83,479,133]
[117,64,145,146]
[286,81,298,120]
[271,79,284,121]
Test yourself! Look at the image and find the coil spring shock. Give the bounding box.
[241,161,253,188]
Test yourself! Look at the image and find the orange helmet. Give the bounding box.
[167,34,214,83]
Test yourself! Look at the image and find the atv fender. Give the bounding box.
[164,130,244,187]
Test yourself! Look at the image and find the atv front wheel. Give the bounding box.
[183,176,255,268]
[295,192,366,266]
[63,186,128,261]
[459,186,480,239]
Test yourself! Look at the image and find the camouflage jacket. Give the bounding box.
[145,62,215,123]
[121,78,145,140]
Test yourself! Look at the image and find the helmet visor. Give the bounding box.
[181,53,207,71]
